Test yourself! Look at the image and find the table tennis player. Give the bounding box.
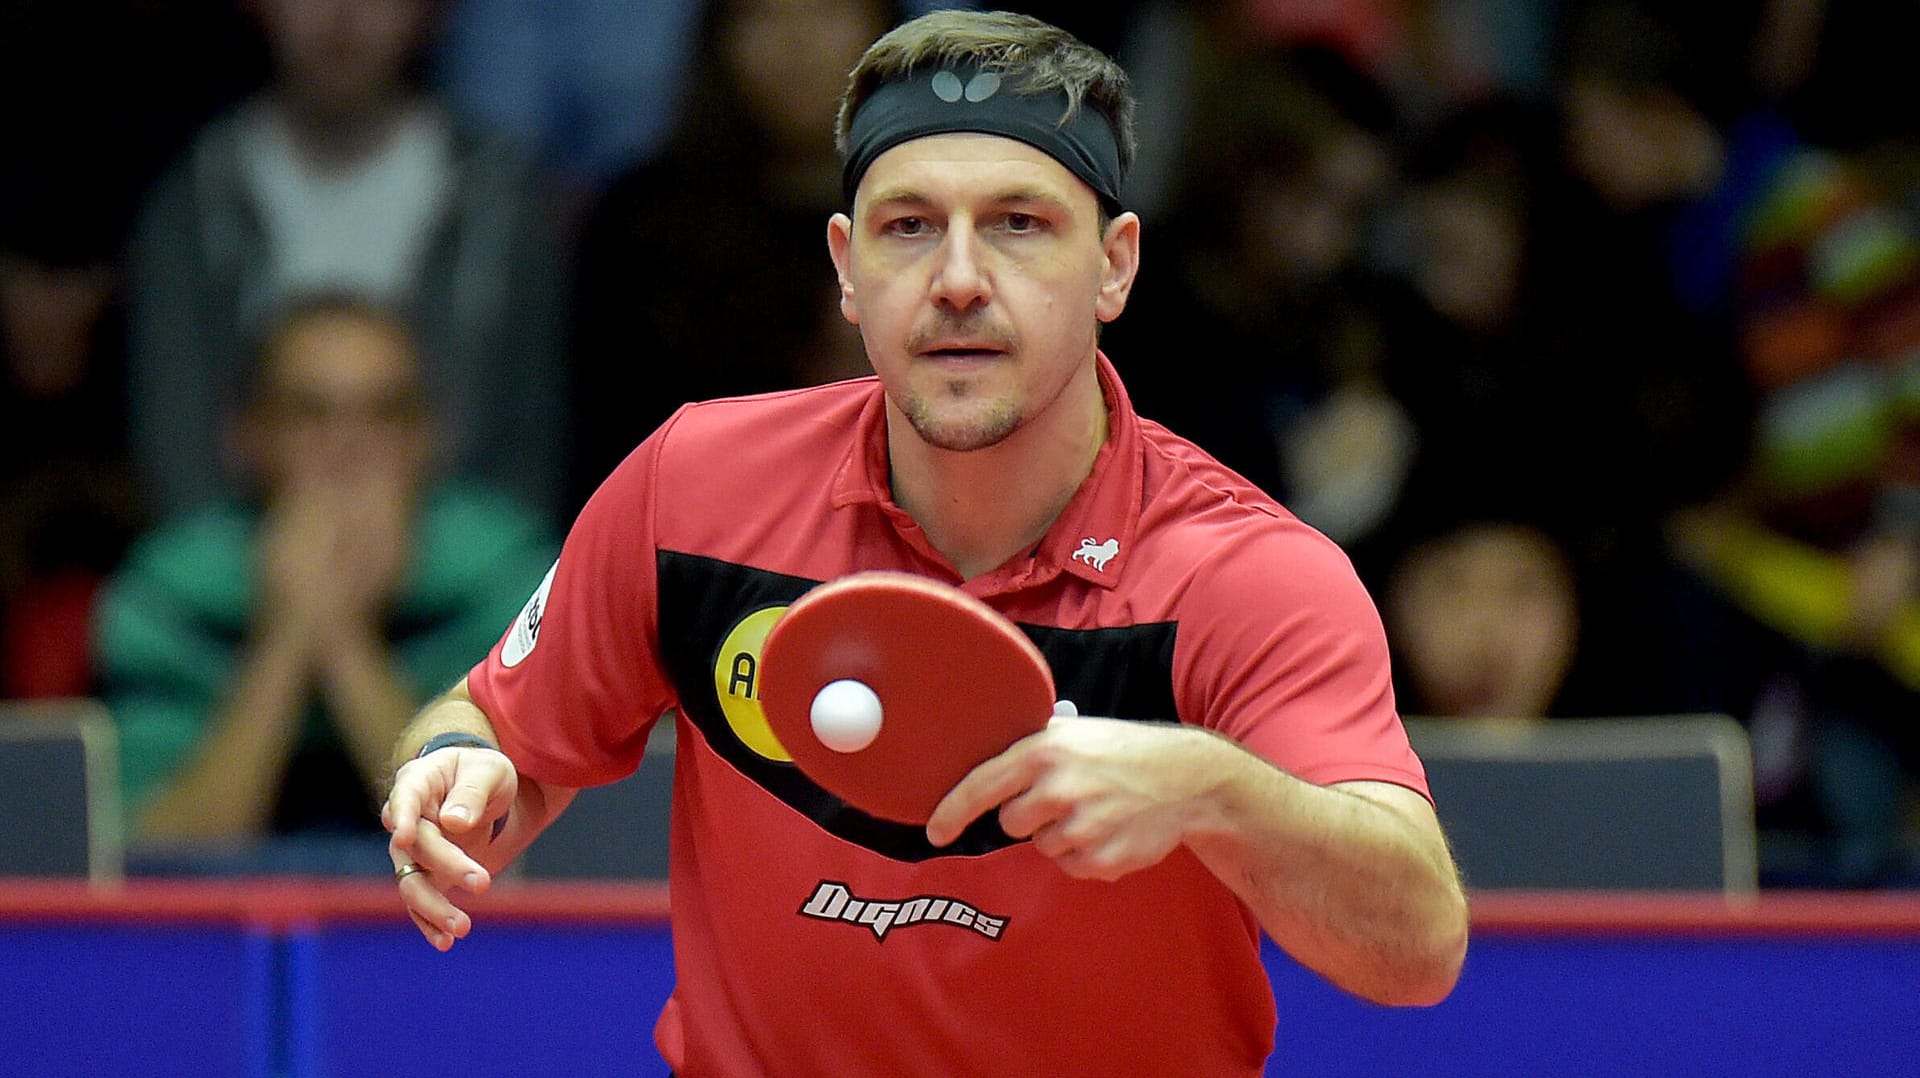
[383,10,1468,1074]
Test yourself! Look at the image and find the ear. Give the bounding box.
[1095,211,1141,324]
[827,213,859,325]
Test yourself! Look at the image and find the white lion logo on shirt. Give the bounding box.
[1072,537,1119,572]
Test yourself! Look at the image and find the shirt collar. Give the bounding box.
[829,354,1144,590]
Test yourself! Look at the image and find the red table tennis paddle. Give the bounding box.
[758,571,1056,825]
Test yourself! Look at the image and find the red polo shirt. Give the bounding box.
[471,355,1425,1076]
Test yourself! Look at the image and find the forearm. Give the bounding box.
[1182,738,1468,1007]
[138,631,312,842]
[390,677,500,770]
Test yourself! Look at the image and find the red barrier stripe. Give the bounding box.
[0,877,672,930]
[2,880,1917,937]
[1469,890,1920,938]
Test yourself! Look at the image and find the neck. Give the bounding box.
[269,91,415,171]
[888,360,1109,580]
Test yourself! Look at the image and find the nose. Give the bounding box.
[928,225,990,311]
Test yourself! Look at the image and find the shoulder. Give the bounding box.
[1130,420,1378,620]
[441,105,544,186]
[648,379,876,473]
[1134,419,1330,563]
[118,504,254,579]
[672,378,876,429]
[99,503,256,621]
[135,107,249,220]
[573,379,877,533]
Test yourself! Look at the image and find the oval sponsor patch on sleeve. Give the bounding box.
[501,560,559,668]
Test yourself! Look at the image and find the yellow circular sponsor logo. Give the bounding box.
[714,605,792,761]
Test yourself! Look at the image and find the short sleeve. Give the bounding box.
[467,433,676,787]
[1174,525,1429,799]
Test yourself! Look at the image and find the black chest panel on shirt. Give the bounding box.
[656,550,1179,862]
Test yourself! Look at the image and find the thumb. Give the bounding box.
[438,753,500,832]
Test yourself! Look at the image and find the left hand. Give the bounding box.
[382,746,517,950]
[925,714,1226,880]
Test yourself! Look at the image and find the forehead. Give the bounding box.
[265,313,416,393]
[856,132,1097,212]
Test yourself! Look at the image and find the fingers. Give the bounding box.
[382,757,451,848]
[932,717,1190,880]
[384,746,517,951]
[1034,820,1154,882]
[382,773,426,849]
[925,740,1045,847]
[400,879,469,953]
[386,748,513,845]
[993,783,1067,842]
[412,813,494,894]
[391,821,481,951]
[1044,846,1132,883]
[435,752,516,838]
[1028,818,1079,860]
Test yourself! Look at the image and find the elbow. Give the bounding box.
[1397,935,1469,1009]
[1378,891,1470,1008]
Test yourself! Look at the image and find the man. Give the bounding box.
[125,0,566,519]
[94,294,553,852]
[385,11,1467,1074]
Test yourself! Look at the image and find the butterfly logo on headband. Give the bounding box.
[930,69,1002,104]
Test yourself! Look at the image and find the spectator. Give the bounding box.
[433,0,704,202]
[1382,511,1583,721]
[92,295,554,860]
[0,0,264,699]
[125,0,568,522]
[1663,124,1920,886]
[567,0,896,507]
[0,247,143,700]
[1477,2,1757,720]
[1106,37,1410,513]
[1349,95,1719,721]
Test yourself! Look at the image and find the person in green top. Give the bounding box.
[92,292,556,853]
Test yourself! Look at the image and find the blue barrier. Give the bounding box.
[0,922,277,1078]
[286,921,677,1078]
[1,883,1917,1077]
[1263,935,1920,1076]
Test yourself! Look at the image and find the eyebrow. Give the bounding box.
[864,185,1076,215]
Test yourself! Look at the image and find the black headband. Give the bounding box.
[841,63,1125,215]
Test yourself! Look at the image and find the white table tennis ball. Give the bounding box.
[811,679,884,753]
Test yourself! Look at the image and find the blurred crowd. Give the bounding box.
[1,0,1915,887]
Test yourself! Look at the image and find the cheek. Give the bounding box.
[1512,596,1578,665]
[1394,599,1469,672]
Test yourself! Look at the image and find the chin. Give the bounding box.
[903,398,1024,452]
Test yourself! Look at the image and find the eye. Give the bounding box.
[885,216,931,237]
[1002,212,1042,233]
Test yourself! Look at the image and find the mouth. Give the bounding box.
[915,342,1010,363]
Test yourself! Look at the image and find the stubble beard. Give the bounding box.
[895,314,1025,450]
[900,383,1023,452]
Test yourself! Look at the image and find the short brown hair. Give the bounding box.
[835,10,1137,179]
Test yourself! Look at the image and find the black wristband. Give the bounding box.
[415,731,500,759]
